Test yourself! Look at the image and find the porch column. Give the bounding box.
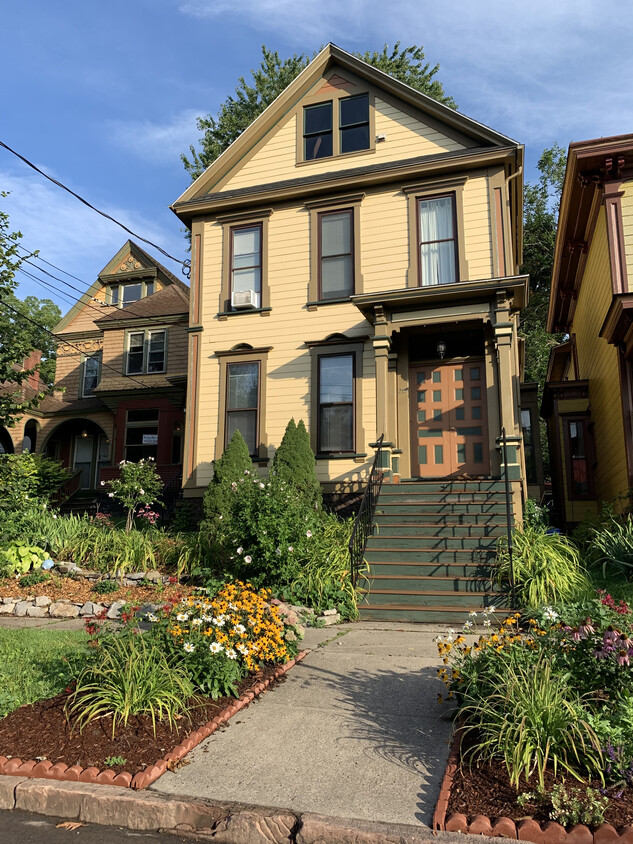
[371,305,393,477]
[493,293,523,520]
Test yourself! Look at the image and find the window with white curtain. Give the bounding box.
[417,195,457,286]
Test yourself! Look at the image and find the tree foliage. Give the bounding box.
[0,197,51,426]
[182,43,456,180]
[203,430,254,529]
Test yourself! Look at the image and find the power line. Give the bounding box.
[0,296,157,392]
[0,139,190,275]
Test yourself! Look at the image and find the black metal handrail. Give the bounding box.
[500,426,516,609]
[349,434,385,586]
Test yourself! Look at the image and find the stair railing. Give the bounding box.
[500,426,516,610]
[349,434,385,586]
[49,469,82,509]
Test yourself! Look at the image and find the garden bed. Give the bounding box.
[0,574,193,608]
[0,652,307,790]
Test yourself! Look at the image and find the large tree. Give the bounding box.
[0,197,57,425]
[182,44,456,180]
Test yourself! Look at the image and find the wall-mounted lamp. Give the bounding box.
[174,422,183,433]
[436,340,447,360]
[80,429,88,439]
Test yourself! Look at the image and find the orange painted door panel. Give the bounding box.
[410,359,489,477]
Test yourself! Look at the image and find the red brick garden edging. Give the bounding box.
[0,651,308,791]
[432,723,633,842]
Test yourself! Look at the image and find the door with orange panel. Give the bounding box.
[410,359,489,477]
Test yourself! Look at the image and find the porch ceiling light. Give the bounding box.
[80,429,88,438]
[437,340,447,360]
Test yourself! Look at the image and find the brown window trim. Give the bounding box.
[308,339,365,459]
[296,79,376,165]
[225,360,260,459]
[317,208,354,301]
[561,412,596,501]
[218,210,272,319]
[316,352,355,455]
[215,348,270,463]
[306,193,364,307]
[404,176,468,288]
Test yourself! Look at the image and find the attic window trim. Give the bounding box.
[106,278,156,308]
[100,267,159,283]
[297,90,376,165]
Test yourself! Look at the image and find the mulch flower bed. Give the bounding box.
[0,574,194,606]
[0,653,306,790]
[435,727,633,838]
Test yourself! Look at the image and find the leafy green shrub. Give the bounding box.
[0,453,69,509]
[92,579,119,595]
[272,419,321,510]
[0,542,48,576]
[104,459,163,533]
[66,634,194,737]
[460,656,603,790]
[589,516,633,579]
[203,431,253,532]
[496,523,590,607]
[18,570,50,588]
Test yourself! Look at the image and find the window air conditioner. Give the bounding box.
[231,290,257,309]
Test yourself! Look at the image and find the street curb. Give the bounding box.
[433,724,633,842]
[0,778,461,842]
[0,650,308,791]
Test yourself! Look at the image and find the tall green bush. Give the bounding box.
[203,431,253,530]
[272,418,321,510]
[0,453,69,509]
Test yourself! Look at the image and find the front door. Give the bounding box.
[73,436,95,489]
[410,359,489,477]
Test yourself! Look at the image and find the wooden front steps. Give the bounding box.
[358,480,512,624]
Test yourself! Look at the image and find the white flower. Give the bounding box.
[147,613,158,623]
[202,615,213,623]
[231,482,237,490]
[209,642,223,654]
[262,530,267,535]
[543,606,559,622]
[236,547,243,555]
[139,488,145,495]
[259,482,265,489]
[463,620,474,630]
[276,547,282,556]
[248,617,256,626]
[236,643,249,655]
[213,615,226,627]
[306,530,312,538]
[148,456,155,461]
[488,606,496,613]
[483,619,492,628]
[445,628,455,643]
[100,481,105,487]
[226,648,237,660]
[233,624,246,635]
[176,613,189,622]
[184,642,195,653]
[288,546,293,553]
[119,460,126,466]
[244,555,252,563]
[239,478,244,483]
[469,611,478,618]
[108,493,114,498]
[192,618,202,626]
[244,469,250,475]
[52,514,58,519]
[219,515,223,520]
[228,603,237,611]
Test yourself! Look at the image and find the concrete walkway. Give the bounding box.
[152,621,454,829]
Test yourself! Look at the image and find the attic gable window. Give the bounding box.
[303,93,370,161]
[108,280,155,308]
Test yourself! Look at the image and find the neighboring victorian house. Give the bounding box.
[544,134,633,529]
[171,44,528,509]
[1,241,189,495]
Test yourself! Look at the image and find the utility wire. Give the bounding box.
[0,139,189,275]
[0,296,157,391]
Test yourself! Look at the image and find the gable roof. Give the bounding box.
[95,283,189,326]
[54,240,189,334]
[172,42,520,217]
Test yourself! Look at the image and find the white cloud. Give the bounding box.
[1,167,187,308]
[178,0,633,154]
[106,109,204,165]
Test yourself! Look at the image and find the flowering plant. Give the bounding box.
[102,459,162,532]
[146,581,300,698]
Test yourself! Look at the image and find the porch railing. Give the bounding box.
[500,426,516,609]
[349,434,385,586]
[159,471,184,518]
[50,469,82,509]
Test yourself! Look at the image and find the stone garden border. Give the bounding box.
[432,725,633,842]
[0,650,308,791]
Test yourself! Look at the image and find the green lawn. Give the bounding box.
[0,627,89,718]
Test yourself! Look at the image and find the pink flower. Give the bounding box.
[617,649,630,667]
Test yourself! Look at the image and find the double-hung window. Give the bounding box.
[303,93,370,161]
[82,353,101,397]
[125,409,159,462]
[417,194,458,286]
[231,224,262,309]
[226,362,259,456]
[318,354,354,453]
[319,210,354,299]
[126,330,166,375]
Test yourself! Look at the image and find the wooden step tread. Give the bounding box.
[362,588,507,597]
[362,603,512,613]
[369,574,495,582]
[366,547,498,553]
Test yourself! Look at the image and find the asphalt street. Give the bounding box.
[0,810,190,843]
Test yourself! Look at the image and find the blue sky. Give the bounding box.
[2,0,632,312]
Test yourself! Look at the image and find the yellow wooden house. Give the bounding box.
[544,134,633,529]
[171,44,529,620]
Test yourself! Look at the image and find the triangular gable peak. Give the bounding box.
[55,241,188,335]
[173,43,519,216]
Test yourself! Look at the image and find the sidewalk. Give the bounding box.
[151,621,453,829]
